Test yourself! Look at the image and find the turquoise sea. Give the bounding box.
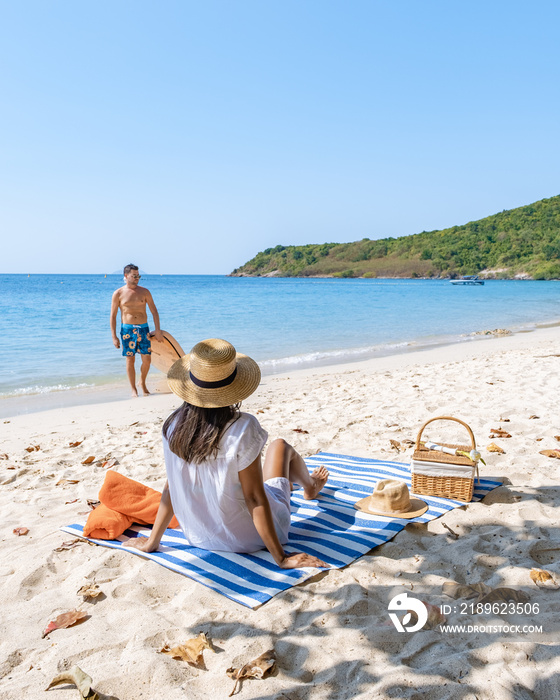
[1,274,559,414]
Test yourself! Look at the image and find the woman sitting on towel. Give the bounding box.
[127,338,329,569]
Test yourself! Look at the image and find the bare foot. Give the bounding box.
[303,466,329,500]
[131,388,139,398]
[141,385,150,396]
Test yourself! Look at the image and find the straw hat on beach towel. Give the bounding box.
[167,338,261,408]
[354,479,428,518]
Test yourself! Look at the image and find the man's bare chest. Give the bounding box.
[120,290,146,308]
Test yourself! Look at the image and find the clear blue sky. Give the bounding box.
[1,1,559,274]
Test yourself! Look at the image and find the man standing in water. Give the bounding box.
[110,264,163,396]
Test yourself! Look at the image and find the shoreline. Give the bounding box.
[3,323,559,436]
[2,321,559,420]
[229,272,547,279]
[4,274,560,420]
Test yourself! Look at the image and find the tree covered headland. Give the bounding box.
[230,195,560,279]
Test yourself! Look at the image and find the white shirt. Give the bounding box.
[164,412,275,553]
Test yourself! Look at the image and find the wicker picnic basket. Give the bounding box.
[411,416,479,502]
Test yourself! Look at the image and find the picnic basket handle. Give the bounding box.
[415,416,476,451]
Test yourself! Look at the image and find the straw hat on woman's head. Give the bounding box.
[167,338,261,408]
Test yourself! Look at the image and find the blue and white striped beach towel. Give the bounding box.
[62,453,501,608]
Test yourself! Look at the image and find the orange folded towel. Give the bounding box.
[99,470,180,527]
[83,470,179,540]
[83,503,134,540]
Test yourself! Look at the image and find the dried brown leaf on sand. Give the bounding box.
[402,439,415,447]
[77,583,102,599]
[13,527,29,536]
[227,649,277,697]
[69,441,83,448]
[487,443,505,454]
[424,603,447,629]
[498,417,510,422]
[0,453,8,459]
[390,439,404,452]
[54,538,84,552]
[407,602,447,630]
[489,428,512,438]
[101,458,117,469]
[42,609,88,638]
[25,445,40,452]
[442,523,459,539]
[529,415,540,420]
[292,428,309,434]
[81,456,96,465]
[530,568,560,590]
[443,582,528,606]
[554,435,560,442]
[442,581,492,600]
[477,587,530,605]
[56,479,80,486]
[160,632,213,668]
[45,664,98,698]
[539,449,560,460]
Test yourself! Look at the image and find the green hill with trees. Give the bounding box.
[231,195,560,279]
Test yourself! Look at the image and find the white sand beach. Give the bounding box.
[1,327,560,699]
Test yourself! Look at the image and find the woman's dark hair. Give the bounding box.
[163,402,240,463]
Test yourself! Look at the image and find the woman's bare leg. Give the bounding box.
[263,438,328,500]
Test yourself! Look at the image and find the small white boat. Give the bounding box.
[450,275,485,286]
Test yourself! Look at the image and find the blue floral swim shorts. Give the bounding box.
[121,323,151,357]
